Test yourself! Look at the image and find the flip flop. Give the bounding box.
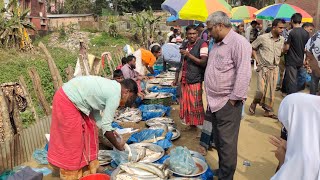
[249,103,256,115]
[264,114,278,119]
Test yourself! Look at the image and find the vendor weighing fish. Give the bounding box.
[48,76,138,179]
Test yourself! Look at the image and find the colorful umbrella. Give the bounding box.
[161,0,232,22]
[254,4,313,22]
[231,6,258,21]
[166,15,201,26]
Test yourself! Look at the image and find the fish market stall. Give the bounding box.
[95,71,214,180]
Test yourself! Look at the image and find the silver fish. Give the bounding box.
[119,165,154,176]
[127,162,166,179]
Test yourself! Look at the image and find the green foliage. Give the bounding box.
[108,16,118,38]
[64,0,93,14]
[0,0,35,50]
[0,32,130,127]
[130,8,161,46]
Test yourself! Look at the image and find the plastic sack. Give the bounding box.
[110,149,130,165]
[155,131,173,150]
[147,70,162,77]
[149,86,177,101]
[155,155,170,164]
[0,170,14,180]
[112,122,123,129]
[169,146,196,175]
[138,104,171,120]
[201,166,214,180]
[139,104,171,119]
[32,149,48,165]
[31,167,52,176]
[127,129,164,144]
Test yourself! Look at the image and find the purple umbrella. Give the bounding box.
[161,0,188,16]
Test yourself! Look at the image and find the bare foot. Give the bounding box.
[198,145,207,156]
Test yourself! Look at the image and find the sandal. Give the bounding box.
[249,103,257,115]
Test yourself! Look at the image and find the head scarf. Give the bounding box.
[271,93,320,180]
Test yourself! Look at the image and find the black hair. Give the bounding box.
[126,55,136,62]
[113,69,123,78]
[251,21,258,26]
[291,13,302,24]
[158,31,162,35]
[272,18,286,27]
[150,45,161,53]
[173,29,179,33]
[302,22,315,28]
[121,57,128,65]
[185,25,197,32]
[197,23,205,28]
[170,27,175,31]
[120,79,138,94]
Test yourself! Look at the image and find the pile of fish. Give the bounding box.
[149,124,180,141]
[128,143,163,163]
[115,108,142,123]
[116,162,170,180]
[146,117,175,126]
[144,92,172,99]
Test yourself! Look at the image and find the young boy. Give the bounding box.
[113,69,124,82]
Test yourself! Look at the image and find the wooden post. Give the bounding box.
[19,76,39,122]
[0,90,12,143]
[65,64,74,81]
[38,42,63,91]
[28,67,51,116]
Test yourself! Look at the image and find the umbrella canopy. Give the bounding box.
[231,6,258,21]
[254,3,313,22]
[162,0,232,22]
[166,15,202,26]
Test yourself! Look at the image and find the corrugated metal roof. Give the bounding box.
[47,14,94,18]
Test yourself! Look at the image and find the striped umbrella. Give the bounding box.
[254,4,313,22]
[231,6,258,21]
[161,0,232,22]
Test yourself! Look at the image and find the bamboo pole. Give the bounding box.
[65,64,74,81]
[28,67,51,116]
[38,42,63,90]
[19,76,39,122]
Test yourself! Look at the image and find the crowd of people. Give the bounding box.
[45,10,320,180]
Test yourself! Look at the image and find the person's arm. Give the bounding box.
[180,42,208,67]
[269,136,287,168]
[229,41,252,104]
[95,95,124,151]
[283,32,292,53]
[146,66,155,74]
[245,27,251,42]
[251,36,262,65]
[163,59,167,72]
[306,51,320,77]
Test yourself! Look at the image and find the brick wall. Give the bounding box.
[285,0,319,29]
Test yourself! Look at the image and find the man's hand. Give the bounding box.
[269,136,287,166]
[180,49,190,57]
[172,80,177,86]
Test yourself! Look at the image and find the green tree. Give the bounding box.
[0,0,35,50]
[64,0,93,14]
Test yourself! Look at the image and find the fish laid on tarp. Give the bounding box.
[115,108,142,123]
[146,117,175,126]
[144,92,172,99]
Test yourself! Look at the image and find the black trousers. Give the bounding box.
[282,65,302,94]
[208,100,243,180]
